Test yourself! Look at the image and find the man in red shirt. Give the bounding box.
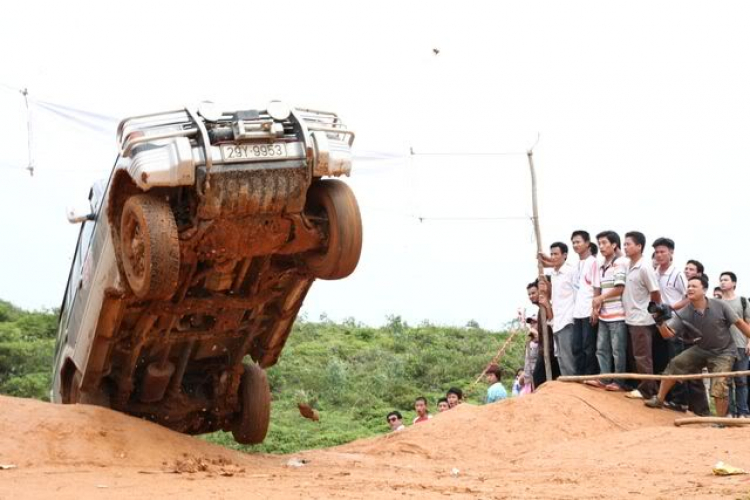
[412,396,433,424]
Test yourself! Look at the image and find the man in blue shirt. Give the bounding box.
[485,364,508,403]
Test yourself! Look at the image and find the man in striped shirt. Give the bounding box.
[591,230,628,391]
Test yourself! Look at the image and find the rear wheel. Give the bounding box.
[120,194,180,300]
[304,180,362,280]
[231,364,271,445]
[66,370,111,407]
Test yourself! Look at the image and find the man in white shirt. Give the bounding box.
[622,231,663,399]
[539,242,578,376]
[653,237,689,410]
[571,230,599,375]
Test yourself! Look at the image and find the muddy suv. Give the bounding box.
[52,102,362,444]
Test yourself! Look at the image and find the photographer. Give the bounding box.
[644,275,750,417]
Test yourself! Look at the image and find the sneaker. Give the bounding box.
[604,383,624,392]
[663,401,687,413]
[644,396,664,409]
[625,389,644,399]
[584,380,605,388]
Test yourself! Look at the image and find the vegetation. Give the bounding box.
[0,300,58,400]
[205,314,524,454]
[0,301,525,455]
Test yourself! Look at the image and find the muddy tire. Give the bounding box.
[304,180,362,280]
[65,370,82,404]
[66,370,111,407]
[231,364,271,445]
[120,194,180,300]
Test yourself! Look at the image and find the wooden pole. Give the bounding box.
[558,370,750,382]
[674,417,750,427]
[527,150,552,382]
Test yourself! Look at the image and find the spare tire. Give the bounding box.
[304,180,362,280]
[120,194,180,300]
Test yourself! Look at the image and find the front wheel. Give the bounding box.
[119,194,180,300]
[231,364,271,445]
[304,180,362,280]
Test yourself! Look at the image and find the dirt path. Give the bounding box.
[2,382,749,499]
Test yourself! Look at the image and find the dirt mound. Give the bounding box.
[2,382,750,499]
[341,381,676,460]
[0,394,249,470]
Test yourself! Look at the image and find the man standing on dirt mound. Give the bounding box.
[645,275,750,417]
[538,243,578,376]
[622,232,663,400]
[570,230,599,376]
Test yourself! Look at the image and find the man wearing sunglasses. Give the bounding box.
[386,411,405,432]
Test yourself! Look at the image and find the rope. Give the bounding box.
[466,310,527,395]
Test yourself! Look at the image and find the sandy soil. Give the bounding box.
[2,382,750,499]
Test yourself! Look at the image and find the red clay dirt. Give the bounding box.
[2,382,750,499]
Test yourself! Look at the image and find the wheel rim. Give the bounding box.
[122,209,147,287]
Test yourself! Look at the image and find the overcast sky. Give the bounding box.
[1,1,749,329]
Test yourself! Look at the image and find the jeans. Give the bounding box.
[596,320,627,386]
[574,318,599,375]
[555,323,577,376]
[627,324,659,399]
[729,347,750,416]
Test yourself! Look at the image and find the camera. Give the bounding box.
[647,301,672,324]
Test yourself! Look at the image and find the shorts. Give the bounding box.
[664,346,735,399]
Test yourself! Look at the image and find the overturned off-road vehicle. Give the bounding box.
[52,102,361,444]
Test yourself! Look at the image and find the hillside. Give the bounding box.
[0,300,527,453]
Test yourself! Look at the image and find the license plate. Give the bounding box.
[221,143,287,162]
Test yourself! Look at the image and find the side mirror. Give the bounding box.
[66,206,95,224]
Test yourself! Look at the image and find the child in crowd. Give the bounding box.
[446,387,464,408]
[511,368,532,396]
[437,397,450,412]
[486,364,508,403]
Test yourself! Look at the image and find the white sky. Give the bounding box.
[1,1,749,328]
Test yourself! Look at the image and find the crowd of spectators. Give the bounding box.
[530,230,750,419]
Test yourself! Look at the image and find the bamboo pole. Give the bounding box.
[467,313,526,394]
[674,417,750,427]
[558,370,750,382]
[527,150,552,382]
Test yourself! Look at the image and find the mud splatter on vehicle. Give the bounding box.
[52,102,361,444]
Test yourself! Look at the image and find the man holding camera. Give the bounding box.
[644,275,750,417]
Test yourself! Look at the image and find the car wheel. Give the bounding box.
[304,180,362,280]
[66,370,82,404]
[231,364,271,445]
[120,194,180,300]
